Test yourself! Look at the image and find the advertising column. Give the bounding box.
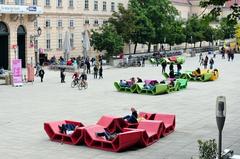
[12,59,23,86]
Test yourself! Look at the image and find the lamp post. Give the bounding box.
[30,27,42,66]
[216,96,226,159]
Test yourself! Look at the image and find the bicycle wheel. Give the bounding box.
[71,81,75,88]
[84,82,88,89]
[78,82,83,90]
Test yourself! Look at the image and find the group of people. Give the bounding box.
[199,53,214,69]
[168,63,182,79]
[119,77,143,87]
[220,47,235,61]
[58,107,146,141]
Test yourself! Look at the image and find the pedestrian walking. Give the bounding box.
[60,68,66,83]
[142,57,145,67]
[199,53,202,63]
[177,63,182,75]
[161,60,167,73]
[93,65,98,79]
[38,67,45,82]
[86,60,91,74]
[203,56,208,69]
[99,65,103,79]
[209,58,214,69]
[169,63,174,71]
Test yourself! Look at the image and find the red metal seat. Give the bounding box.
[139,112,156,120]
[136,120,165,146]
[84,125,142,152]
[96,115,127,133]
[154,113,176,136]
[44,120,85,145]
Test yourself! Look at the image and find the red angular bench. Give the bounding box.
[44,120,85,145]
[154,113,176,136]
[96,115,127,133]
[139,112,156,120]
[84,125,142,152]
[135,120,164,147]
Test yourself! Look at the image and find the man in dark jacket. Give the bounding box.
[39,67,45,82]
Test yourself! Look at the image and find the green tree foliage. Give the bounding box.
[200,0,240,23]
[219,18,236,39]
[90,24,124,59]
[184,15,205,46]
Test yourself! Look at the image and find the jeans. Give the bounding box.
[123,115,138,123]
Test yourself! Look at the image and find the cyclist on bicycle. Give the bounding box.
[72,71,80,85]
[79,71,87,86]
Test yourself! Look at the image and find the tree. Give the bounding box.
[90,24,124,60]
[184,16,205,48]
[219,18,236,39]
[235,24,240,44]
[166,20,185,49]
[200,0,240,23]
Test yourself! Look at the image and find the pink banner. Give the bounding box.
[12,59,23,86]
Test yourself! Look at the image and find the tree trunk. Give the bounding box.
[185,42,187,49]
[170,45,172,50]
[194,43,196,48]
[134,43,137,54]
[148,43,151,52]
[200,41,202,47]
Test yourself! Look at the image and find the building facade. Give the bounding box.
[0,0,239,69]
[0,0,43,69]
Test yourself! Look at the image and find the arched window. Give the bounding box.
[0,22,8,35]
[17,25,26,35]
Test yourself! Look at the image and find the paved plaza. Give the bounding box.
[0,54,240,159]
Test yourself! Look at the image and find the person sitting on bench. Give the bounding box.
[119,80,128,87]
[95,128,120,141]
[58,123,80,135]
[123,107,138,123]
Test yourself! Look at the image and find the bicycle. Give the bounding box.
[71,78,80,88]
[78,79,88,90]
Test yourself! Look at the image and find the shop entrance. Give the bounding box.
[0,22,9,69]
[17,25,26,68]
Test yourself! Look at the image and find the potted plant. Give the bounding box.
[198,139,217,159]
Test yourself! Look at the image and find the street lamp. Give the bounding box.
[216,96,226,159]
[30,27,42,66]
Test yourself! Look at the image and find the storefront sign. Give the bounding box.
[12,59,23,86]
[0,5,43,14]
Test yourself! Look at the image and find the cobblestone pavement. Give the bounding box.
[0,54,239,159]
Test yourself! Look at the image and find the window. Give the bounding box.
[57,0,62,7]
[84,0,89,10]
[69,0,74,7]
[111,2,115,12]
[58,33,62,49]
[0,0,4,4]
[103,20,107,24]
[15,0,24,5]
[103,1,106,11]
[94,20,98,26]
[70,33,74,48]
[32,0,37,5]
[84,19,89,25]
[57,19,62,27]
[34,20,38,28]
[45,0,50,6]
[94,1,98,11]
[45,19,51,27]
[69,19,74,28]
[46,33,51,49]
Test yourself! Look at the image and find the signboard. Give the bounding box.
[0,5,43,14]
[12,59,23,86]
